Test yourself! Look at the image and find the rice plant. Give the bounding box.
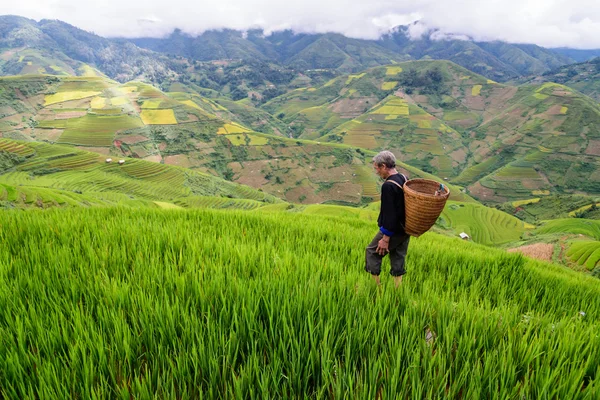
[0,208,599,398]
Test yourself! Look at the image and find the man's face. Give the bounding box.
[373,162,387,179]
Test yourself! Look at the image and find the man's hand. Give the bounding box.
[376,236,390,256]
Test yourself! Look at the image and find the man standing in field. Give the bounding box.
[365,151,410,288]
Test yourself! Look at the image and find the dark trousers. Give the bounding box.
[365,231,410,277]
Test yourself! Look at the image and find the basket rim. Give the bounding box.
[404,178,450,198]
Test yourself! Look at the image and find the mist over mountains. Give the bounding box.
[0,15,594,84]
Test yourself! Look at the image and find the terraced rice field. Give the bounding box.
[351,165,379,198]
[495,166,540,179]
[537,219,600,240]
[440,202,528,245]
[44,91,101,106]
[512,198,541,207]
[0,138,35,156]
[472,85,482,96]
[174,196,263,210]
[381,82,398,90]
[57,115,144,146]
[566,241,600,270]
[140,110,178,125]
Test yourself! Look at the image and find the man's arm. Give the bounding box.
[376,183,398,255]
[379,183,398,236]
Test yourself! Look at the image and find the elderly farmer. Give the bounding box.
[365,151,410,288]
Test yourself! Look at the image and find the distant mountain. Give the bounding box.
[131,26,572,81]
[551,48,600,63]
[0,15,176,83]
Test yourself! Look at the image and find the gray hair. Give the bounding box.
[372,151,396,168]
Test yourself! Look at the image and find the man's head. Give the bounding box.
[372,151,397,179]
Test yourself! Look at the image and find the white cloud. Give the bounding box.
[1,0,600,48]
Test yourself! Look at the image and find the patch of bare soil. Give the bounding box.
[54,111,87,119]
[330,96,376,118]
[118,135,150,145]
[508,243,554,262]
[585,140,600,156]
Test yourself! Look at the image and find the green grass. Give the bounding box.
[0,208,599,397]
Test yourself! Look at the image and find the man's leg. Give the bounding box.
[389,234,410,288]
[365,231,385,285]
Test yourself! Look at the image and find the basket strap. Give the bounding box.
[385,174,407,190]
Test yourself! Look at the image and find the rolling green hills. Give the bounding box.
[261,60,600,204]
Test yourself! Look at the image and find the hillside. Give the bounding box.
[0,16,177,83]
[528,58,600,102]
[261,60,600,204]
[1,207,599,397]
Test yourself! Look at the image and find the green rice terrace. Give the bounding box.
[1,208,600,398]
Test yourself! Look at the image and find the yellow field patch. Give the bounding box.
[110,97,128,106]
[512,198,540,207]
[385,66,403,75]
[140,109,177,125]
[532,190,550,196]
[345,73,365,85]
[384,115,398,120]
[181,100,202,110]
[324,78,337,87]
[26,61,32,66]
[44,91,102,106]
[347,89,357,95]
[18,56,24,63]
[417,120,432,128]
[569,203,600,217]
[524,223,536,230]
[460,76,470,80]
[487,79,497,84]
[117,86,137,94]
[223,132,268,145]
[37,67,46,74]
[91,97,106,109]
[533,93,548,100]
[308,88,317,92]
[154,201,183,209]
[471,85,482,96]
[372,105,409,115]
[537,145,553,153]
[142,100,163,109]
[560,106,568,115]
[381,82,398,90]
[217,123,250,135]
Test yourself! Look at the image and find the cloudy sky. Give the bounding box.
[2,0,600,48]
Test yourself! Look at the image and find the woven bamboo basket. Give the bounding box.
[403,179,450,237]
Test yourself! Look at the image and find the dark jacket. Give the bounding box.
[377,174,407,236]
